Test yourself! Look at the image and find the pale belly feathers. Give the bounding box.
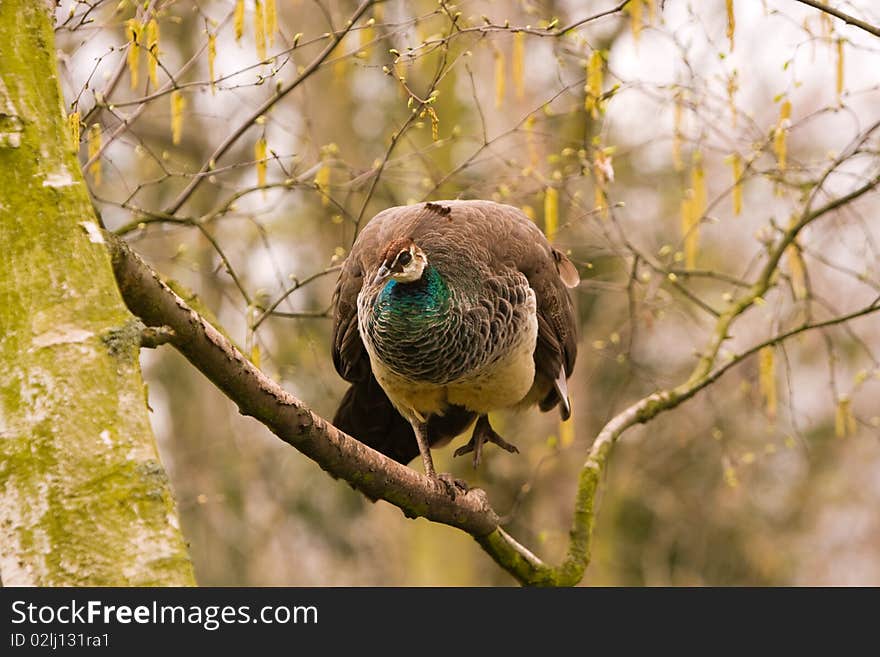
[364,311,539,422]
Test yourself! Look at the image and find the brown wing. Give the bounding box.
[331,245,368,383]
[462,202,578,417]
[533,258,578,418]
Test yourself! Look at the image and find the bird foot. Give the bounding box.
[431,472,470,500]
[453,416,519,468]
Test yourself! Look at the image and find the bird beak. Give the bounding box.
[372,264,391,286]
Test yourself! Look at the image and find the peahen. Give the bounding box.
[332,200,578,487]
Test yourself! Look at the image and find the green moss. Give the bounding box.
[102,318,147,358]
[0,0,194,585]
[476,529,557,586]
[37,459,182,585]
[635,391,679,424]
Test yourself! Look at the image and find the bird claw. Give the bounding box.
[453,417,519,468]
[432,472,470,500]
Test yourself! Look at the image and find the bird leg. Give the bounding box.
[454,414,519,468]
[411,419,469,499]
[412,419,437,477]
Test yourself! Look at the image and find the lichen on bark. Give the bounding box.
[0,0,195,585]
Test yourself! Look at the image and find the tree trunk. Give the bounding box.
[0,0,195,585]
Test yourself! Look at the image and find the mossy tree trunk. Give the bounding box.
[0,0,195,585]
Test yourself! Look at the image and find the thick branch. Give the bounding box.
[105,232,498,535]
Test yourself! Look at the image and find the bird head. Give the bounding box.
[372,238,427,286]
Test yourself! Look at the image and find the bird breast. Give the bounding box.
[357,268,539,416]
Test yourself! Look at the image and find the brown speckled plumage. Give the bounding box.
[332,200,578,467]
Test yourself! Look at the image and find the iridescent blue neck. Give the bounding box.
[374,265,449,319]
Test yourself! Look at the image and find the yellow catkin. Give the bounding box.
[559,418,575,448]
[512,32,525,101]
[729,152,743,216]
[627,0,643,44]
[758,346,777,420]
[594,186,606,220]
[266,0,277,47]
[685,152,706,266]
[255,0,267,61]
[726,0,735,51]
[835,397,855,438]
[672,91,684,171]
[315,163,331,206]
[126,19,141,89]
[146,19,159,87]
[68,111,80,150]
[692,152,706,213]
[724,464,739,489]
[820,12,832,37]
[333,40,348,81]
[786,243,807,300]
[804,17,819,61]
[584,50,604,119]
[208,33,217,94]
[360,23,375,53]
[255,136,268,189]
[836,38,844,101]
[234,0,245,41]
[593,149,612,220]
[645,0,657,24]
[87,123,102,185]
[525,114,539,167]
[680,190,697,269]
[779,99,792,121]
[544,186,559,242]
[427,108,439,141]
[171,90,185,145]
[774,100,791,172]
[727,70,738,128]
[494,48,505,109]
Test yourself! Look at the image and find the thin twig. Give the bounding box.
[793,0,880,38]
[165,0,376,215]
[252,267,341,330]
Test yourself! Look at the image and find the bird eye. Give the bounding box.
[397,250,412,266]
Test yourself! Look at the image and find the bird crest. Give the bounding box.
[379,237,415,267]
[424,201,452,217]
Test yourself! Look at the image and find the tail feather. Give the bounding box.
[552,364,572,420]
[333,374,475,465]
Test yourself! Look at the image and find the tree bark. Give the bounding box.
[0,0,195,585]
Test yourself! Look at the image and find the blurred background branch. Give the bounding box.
[793,0,880,38]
